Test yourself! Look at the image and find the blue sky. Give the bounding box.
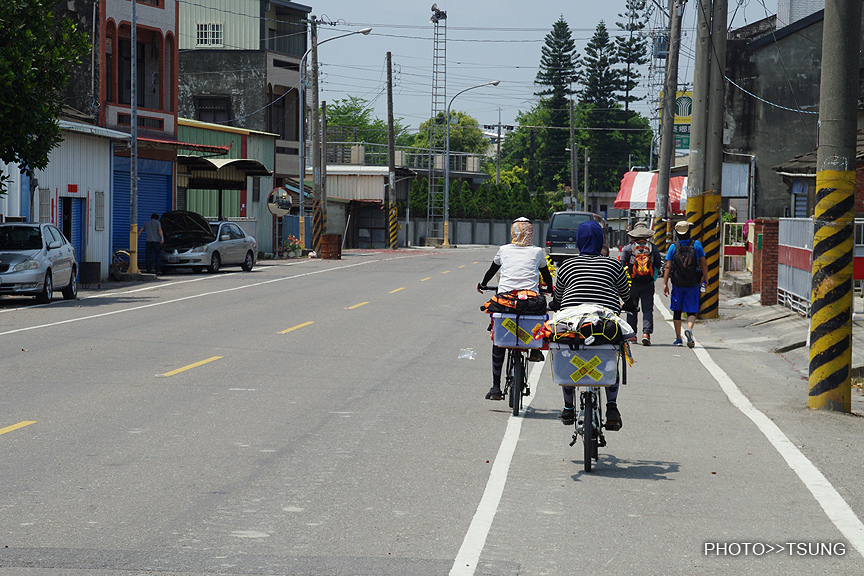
[306,1,773,134]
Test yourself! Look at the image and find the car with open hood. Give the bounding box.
[160,211,257,273]
[0,223,78,303]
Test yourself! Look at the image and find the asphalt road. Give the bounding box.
[1,247,863,575]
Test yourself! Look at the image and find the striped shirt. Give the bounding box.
[552,254,631,313]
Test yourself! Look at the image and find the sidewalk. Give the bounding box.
[715,279,864,409]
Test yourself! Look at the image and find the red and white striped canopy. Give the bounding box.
[614,171,687,214]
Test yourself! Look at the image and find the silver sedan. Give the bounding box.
[160,211,257,274]
[0,223,78,303]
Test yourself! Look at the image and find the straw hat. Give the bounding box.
[675,220,694,235]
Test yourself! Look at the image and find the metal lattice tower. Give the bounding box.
[427,5,447,239]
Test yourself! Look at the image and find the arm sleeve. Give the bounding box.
[615,263,631,302]
[481,262,501,287]
[539,265,553,289]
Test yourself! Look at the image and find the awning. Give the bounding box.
[177,156,271,176]
[139,137,231,155]
[614,171,687,214]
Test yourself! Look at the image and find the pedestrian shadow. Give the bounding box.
[570,455,679,482]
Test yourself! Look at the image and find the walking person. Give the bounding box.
[551,220,630,428]
[619,221,663,346]
[477,217,554,401]
[662,220,708,348]
[138,213,164,275]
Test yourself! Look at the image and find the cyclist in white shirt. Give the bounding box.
[477,218,554,400]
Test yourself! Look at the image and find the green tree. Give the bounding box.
[325,96,412,146]
[578,21,622,109]
[534,16,579,192]
[409,178,428,216]
[0,0,89,194]
[615,1,650,111]
[414,111,488,153]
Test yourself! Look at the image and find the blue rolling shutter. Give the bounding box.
[112,158,173,264]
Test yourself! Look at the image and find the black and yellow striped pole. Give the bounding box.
[388,204,398,249]
[312,199,323,256]
[699,191,720,318]
[808,0,860,412]
[652,217,667,252]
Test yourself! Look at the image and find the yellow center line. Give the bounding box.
[280,321,314,334]
[420,277,431,282]
[459,265,466,268]
[473,261,480,264]
[157,356,223,378]
[442,270,450,274]
[390,287,405,293]
[347,302,369,309]
[0,421,36,436]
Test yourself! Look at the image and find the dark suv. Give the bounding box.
[545,211,609,263]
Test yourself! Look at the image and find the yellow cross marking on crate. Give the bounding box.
[569,355,603,383]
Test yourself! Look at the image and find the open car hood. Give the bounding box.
[161,211,216,249]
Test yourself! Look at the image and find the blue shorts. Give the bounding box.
[670,284,700,314]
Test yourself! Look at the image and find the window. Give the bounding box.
[95,191,105,231]
[196,23,223,47]
[195,96,231,124]
[252,177,260,203]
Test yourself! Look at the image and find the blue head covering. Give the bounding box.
[576,221,604,256]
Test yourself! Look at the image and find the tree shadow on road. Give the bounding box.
[570,455,679,482]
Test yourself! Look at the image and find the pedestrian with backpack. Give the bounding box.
[619,221,663,346]
[662,220,708,348]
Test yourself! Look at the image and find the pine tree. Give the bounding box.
[615,1,650,111]
[534,17,580,192]
[578,21,622,109]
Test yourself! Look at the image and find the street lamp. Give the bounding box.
[298,24,371,249]
[443,80,500,247]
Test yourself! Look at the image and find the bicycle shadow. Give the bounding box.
[570,455,679,482]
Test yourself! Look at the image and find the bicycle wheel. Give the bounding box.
[505,351,515,407]
[511,352,524,417]
[583,391,594,472]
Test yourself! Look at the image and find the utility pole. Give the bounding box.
[528,128,535,195]
[496,107,502,185]
[570,98,577,209]
[321,100,327,231]
[128,0,139,274]
[310,16,323,255]
[654,0,686,251]
[700,0,728,319]
[583,147,589,212]
[808,0,862,412]
[687,0,710,250]
[387,51,398,249]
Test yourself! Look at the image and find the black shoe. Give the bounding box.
[560,407,575,425]
[528,349,545,362]
[485,387,503,401]
[605,403,622,431]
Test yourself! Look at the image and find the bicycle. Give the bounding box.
[550,340,627,472]
[110,248,131,281]
[481,285,549,417]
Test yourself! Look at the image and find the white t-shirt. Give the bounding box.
[493,244,545,293]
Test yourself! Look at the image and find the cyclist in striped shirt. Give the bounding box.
[551,220,630,429]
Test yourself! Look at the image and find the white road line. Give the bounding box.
[654,293,864,556]
[0,260,377,338]
[450,360,543,576]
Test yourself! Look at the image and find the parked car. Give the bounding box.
[545,210,609,263]
[160,211,257,273]
[0,223,78,303]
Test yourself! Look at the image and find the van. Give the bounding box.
[545,211,609,263]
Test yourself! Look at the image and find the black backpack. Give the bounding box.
[671,241,700,287]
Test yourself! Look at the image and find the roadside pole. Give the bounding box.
[654,0,686,251]
[686,0,710,263]
[700,0,728,319]
[310,16,322,255]
[386,51,398,249]
[128,0,139,274]
[808,0,861,412]
[570,98,577,209]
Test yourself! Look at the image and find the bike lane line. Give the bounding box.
[654,293,864,557]
[449,360,543,576]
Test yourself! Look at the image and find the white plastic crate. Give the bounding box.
[549,342,619,387]
[491,313,547,349]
